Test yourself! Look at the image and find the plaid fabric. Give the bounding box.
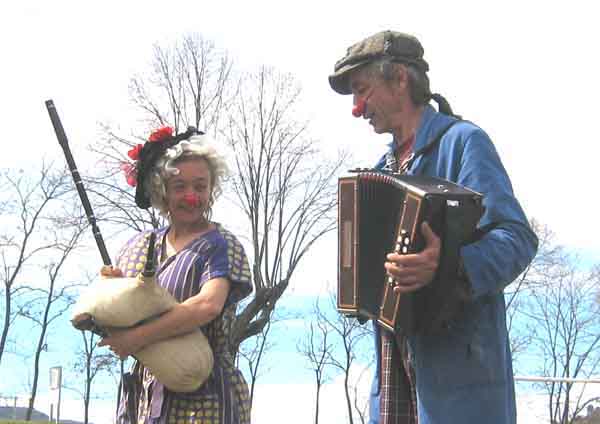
[379,140,418,424]
[380,331,417,424]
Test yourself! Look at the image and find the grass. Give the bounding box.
[0,421,49,423]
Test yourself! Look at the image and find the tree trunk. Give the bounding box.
[26,281,54,421]
[315,383,321,424]
[344,372,354,424]
[0,288,10,366]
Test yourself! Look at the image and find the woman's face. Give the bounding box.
[165,157,213,226]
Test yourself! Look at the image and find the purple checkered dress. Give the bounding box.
[115,223,253,424]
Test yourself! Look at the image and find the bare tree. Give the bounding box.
[505,219,570,361]
[238,318,275,407]
[299,293,372,424]
[320,293,371,424]
[223,66,346,355]
[128,33,234,136]
[18,202,88,421]
[0,164,72,368]
[297,299,334,424]
[520,250,600,424]
[351,365,372,424]
[68,330,120,424]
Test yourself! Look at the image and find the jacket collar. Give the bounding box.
[375,104,455,172]
[414,104,454,152]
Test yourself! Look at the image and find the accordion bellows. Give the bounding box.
[72,274,214,393]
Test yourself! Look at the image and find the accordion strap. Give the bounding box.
[400,119,462,174]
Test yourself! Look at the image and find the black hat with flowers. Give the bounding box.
[123,126,204,209]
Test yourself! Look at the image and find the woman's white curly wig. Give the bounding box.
[144,134,228,219]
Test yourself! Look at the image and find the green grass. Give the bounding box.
[0,421,48,423]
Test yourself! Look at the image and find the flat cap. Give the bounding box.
[329,30,429,95]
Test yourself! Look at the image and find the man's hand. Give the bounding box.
[385,222,441,294]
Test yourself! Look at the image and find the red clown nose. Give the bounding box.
[352,98,366,117]
[183,193,200,207]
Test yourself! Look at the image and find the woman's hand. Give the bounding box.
[100,266,123,278]
[387,221,441,294]
[98,327,146,360]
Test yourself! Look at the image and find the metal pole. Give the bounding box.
[57,383,61,424]
[515,375,600,384]
[50,367,62,423]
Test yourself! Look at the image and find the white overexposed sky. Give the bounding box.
[1,1,599,423]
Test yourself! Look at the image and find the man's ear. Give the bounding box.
[385,63,408,93]
[396,64,409,85]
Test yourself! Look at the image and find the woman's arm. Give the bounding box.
[98,277,230,359]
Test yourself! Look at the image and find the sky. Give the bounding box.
[1,0,600,423]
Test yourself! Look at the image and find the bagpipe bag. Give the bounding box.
[72,273,214,392]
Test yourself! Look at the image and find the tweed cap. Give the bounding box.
[329,30,429,95]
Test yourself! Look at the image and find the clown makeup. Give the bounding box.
[352,97,366,117]
[165,157,213,227]
[183,193,201,208]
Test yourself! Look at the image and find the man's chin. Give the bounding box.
[368,120,382,133]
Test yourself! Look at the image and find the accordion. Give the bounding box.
[337,170,484,334]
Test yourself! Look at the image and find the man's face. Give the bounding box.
[349,67,404,135]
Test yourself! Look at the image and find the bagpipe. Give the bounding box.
[46,100,213,392]
[337,169,484,334]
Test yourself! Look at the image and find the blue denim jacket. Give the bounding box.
[369,105,538,424]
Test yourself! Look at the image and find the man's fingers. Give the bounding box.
[392,280,427,293]
[421,221,440,248]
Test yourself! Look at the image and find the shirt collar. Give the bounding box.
[378,104,451,171]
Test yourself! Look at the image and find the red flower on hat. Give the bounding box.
[120,162,138,187]
[127,144,143,161]
[148,126,173,143]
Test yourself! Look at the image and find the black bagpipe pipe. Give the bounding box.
[45,99,113,267]
[45,99,157,336]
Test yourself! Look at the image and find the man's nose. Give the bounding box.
[352,97,366,117]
